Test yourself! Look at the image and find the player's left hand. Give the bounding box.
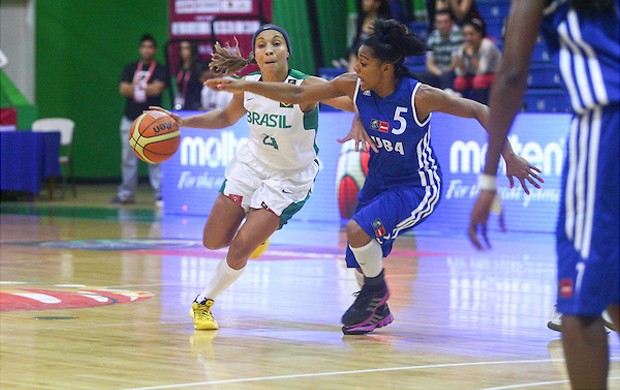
[205,77,242,92]
[468,190,498,250]
[503,153,544,195]
[338,115,378,152]
[148,106,183,126]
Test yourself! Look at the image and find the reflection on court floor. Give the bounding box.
[1,201,618,389]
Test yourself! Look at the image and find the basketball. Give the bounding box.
[335,141,370,219]
[128,110,180,164]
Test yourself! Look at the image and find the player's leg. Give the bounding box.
[191,194,247,330]
[193,207,279,330]
[202,194,247,250]
[561,315,608,388]
[226,207,280,269]
[342,222,393,335]
[558,107,619,388]
[192,157,259,330]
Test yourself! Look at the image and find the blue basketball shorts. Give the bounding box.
[556,105,619,316]
[345,182,441,268]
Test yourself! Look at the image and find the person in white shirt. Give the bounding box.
[200,61,233,111]
[453,18,501,103]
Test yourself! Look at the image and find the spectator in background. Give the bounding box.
[347,0,392,72]
[200,60,234,111]
[110,34,168,206]
[423,9,463,91]
[174,40,203,110]
[453,18,500,104]
[436,0,484,26]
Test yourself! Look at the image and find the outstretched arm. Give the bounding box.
[468,0,546,249]
[149,91,247,129]
[415,83,542,191]
[205,72,357,105]
[302,76,356,112]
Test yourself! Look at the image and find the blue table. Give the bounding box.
[0,131,61,194]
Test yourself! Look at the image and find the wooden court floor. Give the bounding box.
[1,184,618,389]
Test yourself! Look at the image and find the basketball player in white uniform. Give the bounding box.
[152,24,368,331]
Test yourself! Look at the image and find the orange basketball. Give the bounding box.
[128,110,180,164]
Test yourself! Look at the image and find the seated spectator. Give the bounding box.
[174,40,203,110]
[453,18,500,104]
[200,61,233,111]
[423,9,463,90]
[435,0,484,27]
[347,0,392,72]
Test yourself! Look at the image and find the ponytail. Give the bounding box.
[209,38,256,76]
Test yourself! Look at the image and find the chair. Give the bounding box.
[32,118,76,198]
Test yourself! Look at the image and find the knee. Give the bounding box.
[225,245,249,269]
[203,236,229,250]
[346,219,370,247]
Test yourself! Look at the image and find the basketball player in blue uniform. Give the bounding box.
[468,1,619,388]
[208,19,541,335]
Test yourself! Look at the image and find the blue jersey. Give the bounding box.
[353,77,442,190]
[541,0,620,113]
[541,1,620,315]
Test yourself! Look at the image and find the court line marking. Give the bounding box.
[481,376,619,390]
[122,359,564,390]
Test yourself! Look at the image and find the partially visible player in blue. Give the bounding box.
[208,18,541,335]
[468,1,619,388]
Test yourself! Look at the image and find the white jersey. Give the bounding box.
[241,69,319,171]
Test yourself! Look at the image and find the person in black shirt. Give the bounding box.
[111,34,169,205]
[173,40,203,111]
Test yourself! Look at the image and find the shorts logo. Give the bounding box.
[228,193,243,206]
[560,278,573,298]
[372,219,387,237]
[370,119,390,133]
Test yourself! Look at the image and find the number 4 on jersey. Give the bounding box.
[262,135,279,150]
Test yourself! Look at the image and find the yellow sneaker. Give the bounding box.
[190,298,218,330]
[249,238,270,259]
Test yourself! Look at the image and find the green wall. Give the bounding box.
[35,0,349,179]
[272,0,348,72]
[36,1,169,179]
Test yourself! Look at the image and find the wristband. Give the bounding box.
[478,174,497,191]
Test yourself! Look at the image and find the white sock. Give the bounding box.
[197,257,245,302]
[349,240,383,278]
[353,269,365,288]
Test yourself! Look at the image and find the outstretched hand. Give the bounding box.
[337,116,378,152]
[204,77,243,92]
[148,106,183,126]
[468,190,504,250]
[503,153,544,195]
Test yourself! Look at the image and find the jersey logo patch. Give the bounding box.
[560,278,573,298]
[372,219,387,237]
[227,193,243,207]
[370,119,390,133]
